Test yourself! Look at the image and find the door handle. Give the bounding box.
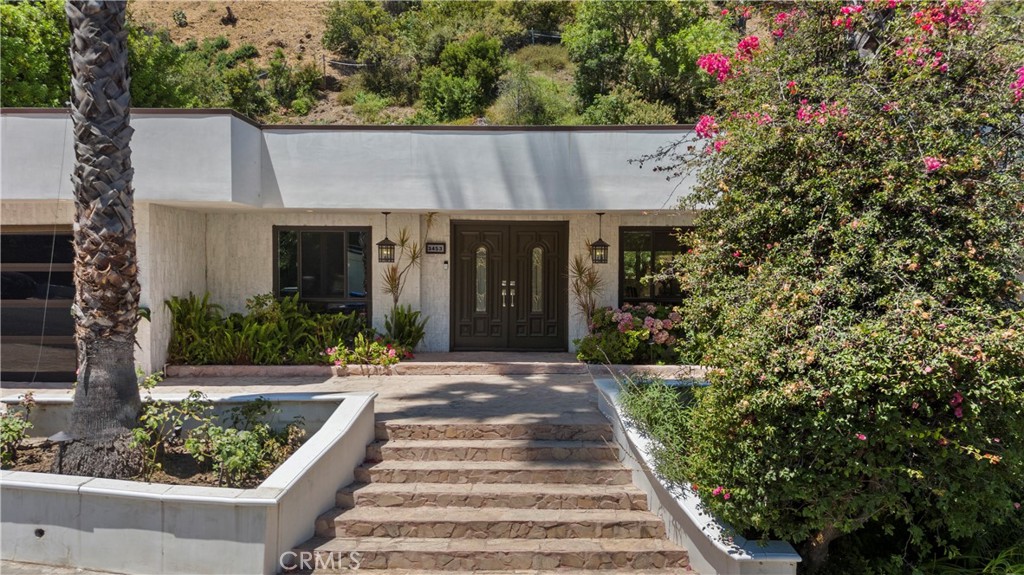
[501,280,507,308]
[509,281,516,308]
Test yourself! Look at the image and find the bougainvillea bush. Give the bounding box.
[574,303,688,364]
[641,1,1024,571]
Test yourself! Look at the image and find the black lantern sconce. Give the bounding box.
[590,212,609,264]
[376,211,396,263]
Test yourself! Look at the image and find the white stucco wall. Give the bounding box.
[204,210,420,332]
[135,204,208,373]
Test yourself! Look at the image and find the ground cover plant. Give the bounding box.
[638,1,1024,572]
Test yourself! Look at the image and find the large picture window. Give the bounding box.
[273,227,370,315]
[619,227,689,306]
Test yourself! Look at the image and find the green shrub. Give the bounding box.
[575,303,687,364]
[222,65,273,118]
[322,0,394,57]
[581,86,675,125]
[172,9,187,28]
[490,61,572,125]
[620,377,694,484]
[165,293,367,366]
[0,393,35,466]
[641,2,1024,571]
[438,33,506,104]
[420,67,480,121]
[384,305,429,353]
[351,91,391,123]
[290,97,314,116]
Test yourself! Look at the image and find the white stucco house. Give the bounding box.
[0,108,697,382]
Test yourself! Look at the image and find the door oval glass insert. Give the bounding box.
[475,246,487,313]
[531,246,543,313]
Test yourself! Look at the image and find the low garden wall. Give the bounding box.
[593,374,802,575]
[0,391,376,575]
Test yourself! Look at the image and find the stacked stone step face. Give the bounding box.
[289,421,690,573]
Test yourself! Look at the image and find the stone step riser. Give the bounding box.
[354,466,633,485]
[316,519,666,539]
[366,444,617,463]
[288,549,688,571]
[336,490,648,511]
[375,423,612,442]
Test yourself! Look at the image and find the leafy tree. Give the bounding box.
[643,1,1024,571]
[127,26,184,108]
[322,0,395,57]
[0,0,70,106]
[438,33,506,103]
[562,0,733,122]
[60,0,144,479]
[419,66,479,121]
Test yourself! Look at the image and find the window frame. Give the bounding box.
[618,226,691,306]
[272,225,372,316]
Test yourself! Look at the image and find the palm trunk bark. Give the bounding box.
[57,0,143,479]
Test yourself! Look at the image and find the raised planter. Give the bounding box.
[1,391,376,575]
[593,375,802,575]
[165,361,588,378]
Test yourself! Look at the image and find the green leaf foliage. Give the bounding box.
[640,2,1024,571]
[1,0,69,106]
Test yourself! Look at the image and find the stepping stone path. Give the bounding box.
[288,421,691,573]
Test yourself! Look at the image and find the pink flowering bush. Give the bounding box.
[575,303,688,364]
[641,1,1024,571]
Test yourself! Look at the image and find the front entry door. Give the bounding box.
[452,221,568,351]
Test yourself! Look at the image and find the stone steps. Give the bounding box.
[375,422,613,441]
[291,419,687,573]
[354,460,633,485]
[290,537,689,571]
[336,482,649,510]
[315,507,666,539]
[366,439,618,463]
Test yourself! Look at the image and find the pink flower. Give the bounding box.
[856,433,867,441]
[662,319,673,330]
[712,486,723,496]
[697,53,732,82]
[923,366,933,374]
[1012,66,1024,103]
[333,359,343,366]
[723,492,731,500]
[950,391,964,406]
[695,115,719,139]
[786,80,798,94]
[713,139,727,153]
[736,36,760,60]
[954,406,963,419]
[1015,502,1021,510]
[923,156,945,173]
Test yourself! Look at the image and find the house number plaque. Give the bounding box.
[425,242,447,254]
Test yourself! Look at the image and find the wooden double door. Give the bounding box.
[451,221,568,351]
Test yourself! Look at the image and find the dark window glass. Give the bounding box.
[1,231,76,382]
[619,227,688,305]
[275,227,370,316]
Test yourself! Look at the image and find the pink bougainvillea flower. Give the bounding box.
[950,391,964,406]
[736,35,760,60]
[856,433,867,441]
[713,139,727,153]
[695,115,719,138]
[1015,502,1021,510]
[723,493,732,500]
[1012,66,1024,103]
[712,486,723,496]
[954,406,964,419]
[786,80,798,94]
[697,53,732,82]
[923,156,945,172]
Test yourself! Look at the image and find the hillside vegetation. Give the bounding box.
[2,0,740,125]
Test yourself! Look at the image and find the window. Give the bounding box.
[1,228,76,382]
[619,227,689,305]
[274,227,370,315]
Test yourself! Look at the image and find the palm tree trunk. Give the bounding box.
[56,0,143,479]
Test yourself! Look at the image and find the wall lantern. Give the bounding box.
[590,212,610,264]
[376,211,396,263]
